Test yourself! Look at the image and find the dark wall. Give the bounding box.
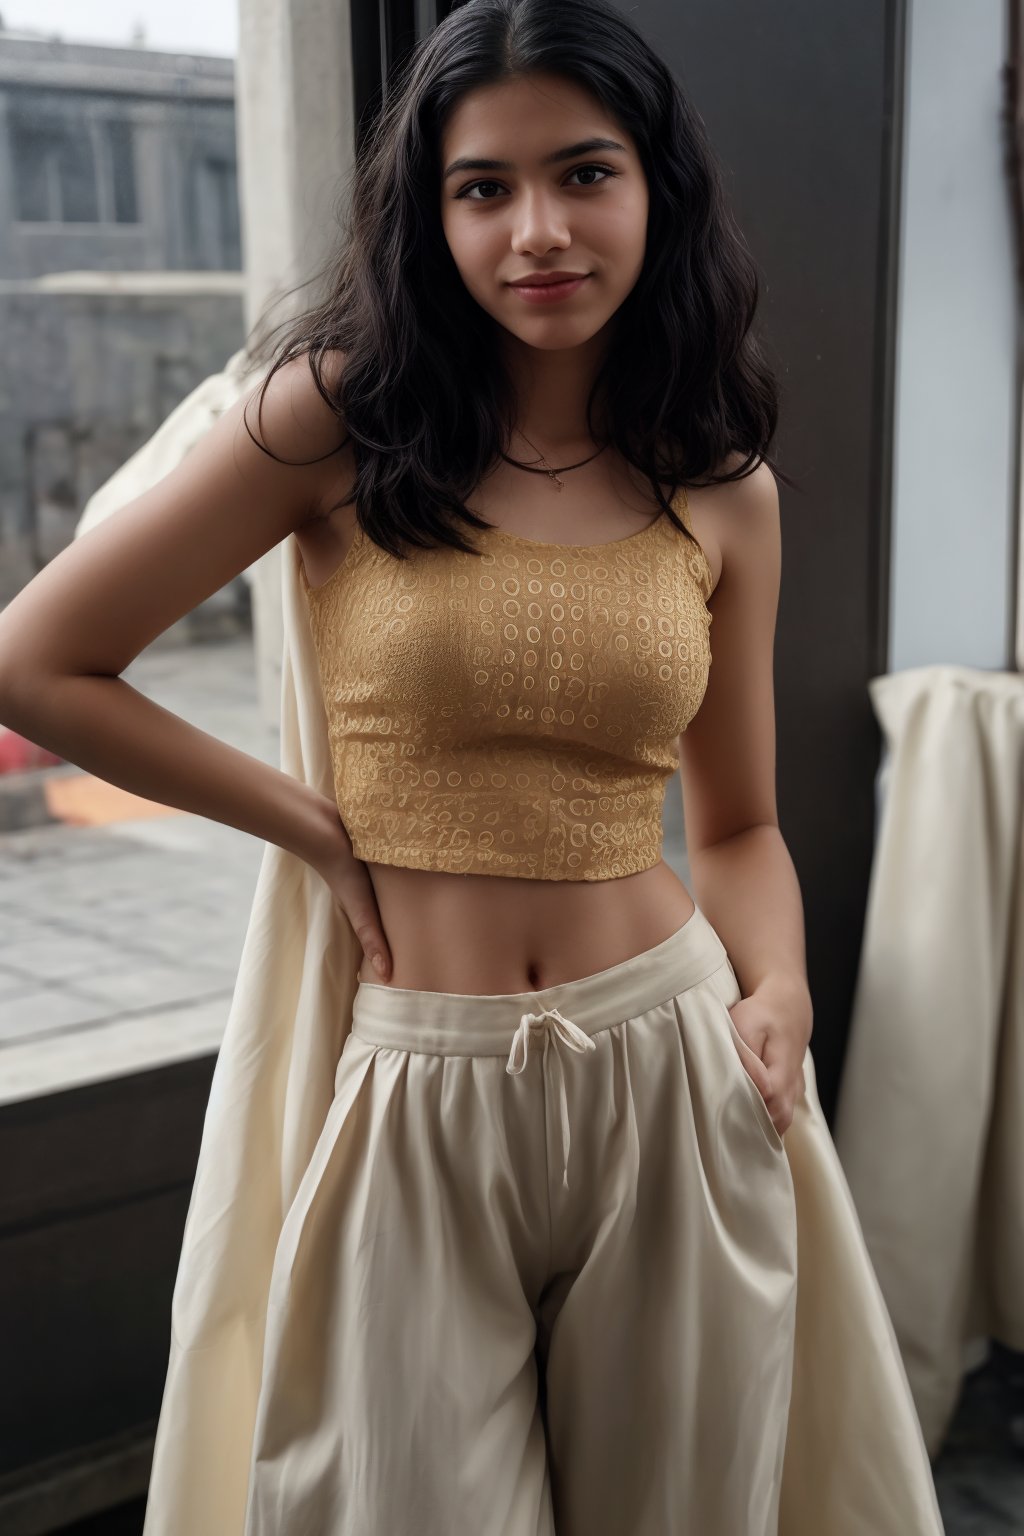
[0,1060,215,1530]
[633,1,905,1117]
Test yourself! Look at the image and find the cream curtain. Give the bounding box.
[835,664,1024,1456]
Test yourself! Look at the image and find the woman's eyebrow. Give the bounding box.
[442,136,627,182]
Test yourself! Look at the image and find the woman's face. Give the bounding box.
[439,72,649,352]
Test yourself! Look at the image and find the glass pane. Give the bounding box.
[58,130,98,222]
[208,157,241,268]
[10,123,56,222]
[107,119,138,223]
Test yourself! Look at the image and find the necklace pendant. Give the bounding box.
[549,470,564,490]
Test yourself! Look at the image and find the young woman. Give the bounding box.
[0,2,946,1532]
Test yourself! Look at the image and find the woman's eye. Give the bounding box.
[455,164,617,201]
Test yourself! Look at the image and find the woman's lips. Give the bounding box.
[508,275,591,305]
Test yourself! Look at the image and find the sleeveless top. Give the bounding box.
[299,486,714,881]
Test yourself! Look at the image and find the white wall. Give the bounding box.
[890,0,1017,671]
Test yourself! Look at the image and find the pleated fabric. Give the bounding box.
[140,524,946,1536]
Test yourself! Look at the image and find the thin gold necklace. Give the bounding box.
[498,430,608,491]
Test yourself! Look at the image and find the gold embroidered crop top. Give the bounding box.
[300,487,713,881]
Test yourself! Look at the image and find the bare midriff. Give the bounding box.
[355,857,696,994]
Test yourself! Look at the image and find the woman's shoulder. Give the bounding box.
[690,451,777,518]
[247,349,355,524]
[682,453,778,599]
[252,348,349,441]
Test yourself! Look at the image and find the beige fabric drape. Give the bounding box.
[74,362,945,1534]
[834,665,1024,1456]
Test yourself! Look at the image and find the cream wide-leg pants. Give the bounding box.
[242,904,798,1535]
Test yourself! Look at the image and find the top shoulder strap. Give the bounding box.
[672,485,714,603]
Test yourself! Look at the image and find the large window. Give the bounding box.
[107,119,139,223]
[10,112,139,225]
[192,153,241,268]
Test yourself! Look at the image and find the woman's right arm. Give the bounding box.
[0,352,393,979]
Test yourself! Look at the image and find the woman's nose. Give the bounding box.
[510,190,572,253]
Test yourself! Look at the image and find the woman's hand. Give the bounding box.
[300,798,393,981]
[728,975,812,1140]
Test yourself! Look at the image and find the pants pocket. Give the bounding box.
[703,959,786,1156]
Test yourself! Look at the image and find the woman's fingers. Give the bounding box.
[731,1025,773,1101]
[324,854,392,979]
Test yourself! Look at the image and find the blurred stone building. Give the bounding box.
[0,29,246,601]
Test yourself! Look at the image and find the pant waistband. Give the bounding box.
[350,902,728,1056]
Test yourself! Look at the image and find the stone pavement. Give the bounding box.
[0,630,274,1102]
[0,626,1020,1533]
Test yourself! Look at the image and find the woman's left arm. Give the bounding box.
[679,459,812,1137]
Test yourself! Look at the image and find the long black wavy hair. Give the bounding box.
[246,0,791,560]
